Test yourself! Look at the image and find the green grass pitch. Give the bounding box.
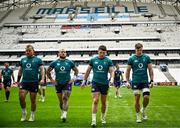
[0,86,180,127]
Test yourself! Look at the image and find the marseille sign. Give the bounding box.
[36,6,148,15]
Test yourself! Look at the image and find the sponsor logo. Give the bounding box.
[138,63,143,68]
[98,65,103,70]
[60,66,65,71]
[26,63,31,68]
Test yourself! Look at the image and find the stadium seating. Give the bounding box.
[0,1,180,83]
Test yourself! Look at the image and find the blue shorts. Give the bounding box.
[55,83,72,93]
[91,81,109,95]
[20,82,39,93]
[131,82,149,90]
[114,80,121,87]
[131,82,150,96]
[3,79,11,89]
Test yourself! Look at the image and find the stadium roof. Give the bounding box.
[0,0,179,11]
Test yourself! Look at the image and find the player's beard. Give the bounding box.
[60,56,66,59]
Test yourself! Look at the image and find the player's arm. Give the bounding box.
[39,65,45,85]
[47,66,56,84]
[121,73,124,81]
[148,63,154,88]
[109,66,114,85]
[125,65,131,88]
[68,66,79,84]
[11,71,15,83]
[81,65,92,88]
[0,71,2,84]
[17,66,22,85]
[72,66,79,80]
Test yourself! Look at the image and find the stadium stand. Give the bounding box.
[0,0,180,84]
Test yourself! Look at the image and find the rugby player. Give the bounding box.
[47,49,78,122]
[81,45,114,127]
[17,45,45,122]
[0,62,15,102]
[114,63,124,98]
[126,43,154,123]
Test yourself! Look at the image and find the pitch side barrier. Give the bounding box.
[19,37,160,43]
[0,55,180,62]
[0,47,180,52]
[157,82,177,86]
[3,20,180,27]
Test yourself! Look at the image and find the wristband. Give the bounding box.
[17,75,21,82]
[150,80,154,84]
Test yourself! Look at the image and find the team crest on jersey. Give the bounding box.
[98,65,103,70]
[23,60,27,63]
[57,63,60,66]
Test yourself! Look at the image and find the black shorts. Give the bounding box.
[114,80,122,87]
[20,82,39,93]
[55,83,72,93]
[131,82,149,90]
[3,79,11,89]
[91,81,109,95]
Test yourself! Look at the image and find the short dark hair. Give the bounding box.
[98,45,107,51]
[4,62,9,65]
[135,43,143,49]
[26,44,34,51]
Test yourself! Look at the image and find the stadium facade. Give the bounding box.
[0,0,180,84]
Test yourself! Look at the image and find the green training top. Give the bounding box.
[1,68,13,80]
[127,54,151,83]
[20,56,43,82]
[89,56,113,85]
[50,59,75,85]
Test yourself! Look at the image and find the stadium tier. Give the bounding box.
[0,1,180,83]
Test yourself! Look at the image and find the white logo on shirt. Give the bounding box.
[138,63,143,68]
[98,65,103,70]
[134,60,138,63]
[26,63,31,68]
[60,66,65,71]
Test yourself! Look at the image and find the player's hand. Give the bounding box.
[0,82,3,89]
[68,79,74,84]
[16,82,20,87]
[80,80,86,89]
[109,78,113,86]
[68,75,77,84]
[12,82,17,87]
[39,79,44,85]
[125,81,131,89]
[50,79,57,85]
[149,80,154,88]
